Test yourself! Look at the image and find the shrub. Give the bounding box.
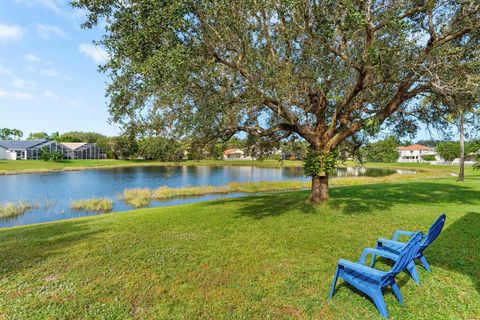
[422,155,436,161]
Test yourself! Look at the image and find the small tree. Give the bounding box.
[50,151,64,162]
[137,136,183,161]
[27,132,50,140]
[39,146,51,161]
[362,136,400,163]
[474,159,480,170]
[435,142,460,162]
[109,136,138,159]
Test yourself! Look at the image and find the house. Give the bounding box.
[0,144,16,160]
[0,140,106,160]
[223,148,245,160]
[59,142,106,160]
[0,140,54,160]
[450,149,479,164]
[397,144,437,163]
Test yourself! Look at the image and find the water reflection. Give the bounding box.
[0,165,413,227]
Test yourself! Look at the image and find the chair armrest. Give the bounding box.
[392,230,415,241]
[377,237,407,248]
[338,259,385,279]
[359,247,399,265]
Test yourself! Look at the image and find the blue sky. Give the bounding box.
[0,0,119,137]
[0,1,449,141]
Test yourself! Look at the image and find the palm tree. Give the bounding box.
[11,129,23,140]
[0,128,12,139]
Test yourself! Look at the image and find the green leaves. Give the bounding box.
[363,118,381,136]
[74,0,480,166]
[362,136,400,163]
[303,149,338,177]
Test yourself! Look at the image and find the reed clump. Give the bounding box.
[152,185,230,200]
[121,188,152,208]
[71,198,113,212]
[0,201,37,218]
[121,181,310,208]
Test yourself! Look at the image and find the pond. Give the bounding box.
[0,165,414,227]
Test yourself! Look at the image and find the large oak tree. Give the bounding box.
[73,0,480,202]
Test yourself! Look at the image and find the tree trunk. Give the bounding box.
[310,174,329,203]
[459,112,465,182]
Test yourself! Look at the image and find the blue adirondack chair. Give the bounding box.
[330,232,422,319]
[374,214,446,283]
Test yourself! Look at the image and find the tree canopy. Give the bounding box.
[73,0,480,201]
[0,128,23,140]
[27,132,50,140]
[362,136,400,162]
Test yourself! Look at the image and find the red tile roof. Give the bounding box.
[398,144,431,151]
[223,148,243,155]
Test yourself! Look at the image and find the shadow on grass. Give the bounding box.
[0,220,104,276]
[214,182,480,219]
[428,211,480,293]
[327,182,480,214]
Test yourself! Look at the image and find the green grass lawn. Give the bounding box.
[0,159,304,174]
[0,171,478,319]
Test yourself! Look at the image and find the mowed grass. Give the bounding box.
[0,172,479,319]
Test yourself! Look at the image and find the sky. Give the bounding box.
[0,0,119,137]
[0,1,450,141]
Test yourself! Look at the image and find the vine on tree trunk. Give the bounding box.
[304,149,339,178]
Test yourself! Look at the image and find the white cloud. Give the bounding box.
[15,0,86,25]
[14,91,34,99]
[24,53,41,62]
[39,68,59,77]
[36,0,63,15]
[0,88,34,99]
[36,24,70,40]
[25,65,60,77]
[0,65,13,76]
[0,24,23,42]
[43,90,58,100]
[79,43,110,64]
[15,0,62,15]
[12,77,26,88]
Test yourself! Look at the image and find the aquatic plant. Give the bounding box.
[71,198,113,213]
[121,181,309,208]
[152,185,230,200]
[0,201,37,218]
[121,188,152,208]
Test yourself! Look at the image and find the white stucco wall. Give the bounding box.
[0,148,17,160]
[5,150,16,160]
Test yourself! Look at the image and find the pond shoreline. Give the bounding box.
[0,170,433,229]
[0,160,304,176]
[0,169,452,230]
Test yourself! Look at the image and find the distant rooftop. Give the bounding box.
[0,140,48,150]
[398,144,431,151]
[60,142,88,150]
[224,148,243,155]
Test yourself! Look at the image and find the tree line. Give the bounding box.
[361,136,480,163]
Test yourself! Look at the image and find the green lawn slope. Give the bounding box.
[0,171,479,319]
